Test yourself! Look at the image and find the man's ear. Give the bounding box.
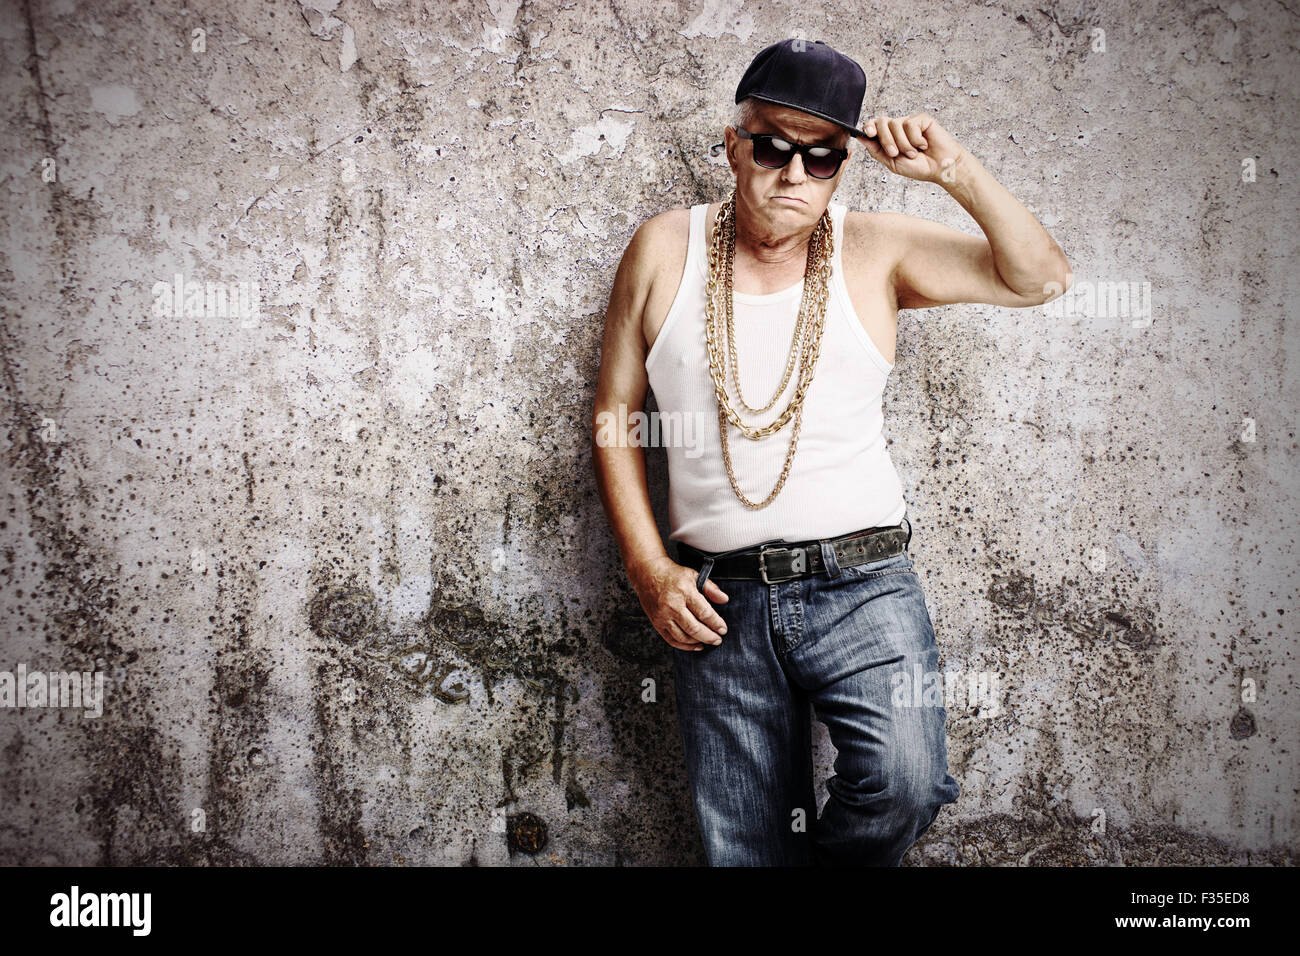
[724,125,739,173]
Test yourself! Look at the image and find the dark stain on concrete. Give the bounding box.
[309,585,377,645]
[985,568,1161,655]
[301,564,593,861]
[205,607,272,852]
[0,305,193,863]
[241,450,254,504]
[988,571,1035,611]
[88,725,186,865]
[602,606,667,666]
[311,660,369,865]
[1229,707,1257,740]
[506,811,547,855]
[909,813,1294,866]
[565,780,591,812]
[2,728,21,805]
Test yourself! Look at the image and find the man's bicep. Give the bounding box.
[888,213,1050,310]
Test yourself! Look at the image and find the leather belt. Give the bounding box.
[674,518,912,590]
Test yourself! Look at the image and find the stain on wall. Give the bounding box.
[0,0,1295,865]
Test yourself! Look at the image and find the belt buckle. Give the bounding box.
[759,545,806,584]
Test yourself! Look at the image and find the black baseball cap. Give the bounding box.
[735,38,869,140]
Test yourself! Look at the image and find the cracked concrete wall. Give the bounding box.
[0,0,1295,865]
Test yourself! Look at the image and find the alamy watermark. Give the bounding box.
[595,403,710,458]
[151,273,261,328]
[50,886,150,935]
[0,663,105,718]
[891,663,1001,718]
[1041,278,1152,328]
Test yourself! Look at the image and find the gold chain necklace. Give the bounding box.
[720,205,814,415]
[704,190,834,508]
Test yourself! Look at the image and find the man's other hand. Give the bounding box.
[629,555,730,651]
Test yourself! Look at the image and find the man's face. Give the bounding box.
[724,101,852,234]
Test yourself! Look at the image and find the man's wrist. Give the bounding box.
[626,549,671,586]
[935,147,983,197]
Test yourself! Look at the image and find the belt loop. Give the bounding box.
[902,516,912,551]
[819,539,842,580]
[695,557,716,593]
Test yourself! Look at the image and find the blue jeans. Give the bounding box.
[670,531,961,866]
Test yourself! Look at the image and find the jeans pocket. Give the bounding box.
[840,549,914,581]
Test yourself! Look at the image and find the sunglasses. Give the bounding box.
[726,126,849,179]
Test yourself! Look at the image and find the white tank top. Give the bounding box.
[644,200,907,553]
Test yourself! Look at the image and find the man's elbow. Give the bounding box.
[1014,247,1073,305]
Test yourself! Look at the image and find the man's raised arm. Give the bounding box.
[859,112,1073,310]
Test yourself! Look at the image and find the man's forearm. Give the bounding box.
[593,440,670,585]
[940,149,1070,295]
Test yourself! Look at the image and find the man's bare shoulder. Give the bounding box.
[841,209,912,271]
[635,207,691,252]
[842,209,916,243]
[624,206,692,283]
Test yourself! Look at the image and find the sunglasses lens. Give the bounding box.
[803,149,840,178]
[750,135,841,178]
[751,137,789,169]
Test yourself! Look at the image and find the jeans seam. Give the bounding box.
[783,579,806,654]
[842,567,915,581]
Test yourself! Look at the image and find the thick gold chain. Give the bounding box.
[704,192,833,439]
[720,205,814,414]
[715,393,807,509]
[704,189,834,508]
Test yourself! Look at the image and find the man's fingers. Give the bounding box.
[685,590,727,641]
[701,578,730,604]
[903,116,927,150]
[647,566,733,650]
[674,600,723,645]
[888,117,915,157]
[859,134,886,163]
[873,115,897,156]
[663,619,705,651]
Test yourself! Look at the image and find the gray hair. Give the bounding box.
[732,96,760,132]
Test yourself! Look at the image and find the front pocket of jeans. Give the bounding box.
[840,554,914,580]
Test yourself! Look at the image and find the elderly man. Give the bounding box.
[592,38,1071,866]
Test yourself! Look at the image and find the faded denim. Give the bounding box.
[670,538,961,866]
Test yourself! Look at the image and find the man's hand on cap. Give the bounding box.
[861,113,968,184]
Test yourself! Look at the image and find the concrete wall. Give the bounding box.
[0,0,1295,865]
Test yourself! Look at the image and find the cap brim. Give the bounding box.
[745,94,866,141]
